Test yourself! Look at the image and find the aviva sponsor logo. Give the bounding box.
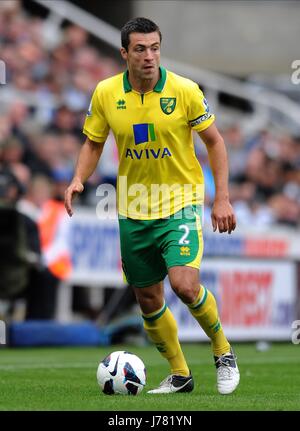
[130,123,171,160]
[125,147,172,160]
[133,123,156,145]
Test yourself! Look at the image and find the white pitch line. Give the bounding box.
[0,357,299,371]
[0,362,96,371]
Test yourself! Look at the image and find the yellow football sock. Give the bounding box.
[186,285,230,357]
[142,302,190,377]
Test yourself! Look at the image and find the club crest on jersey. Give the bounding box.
[160,98,176,115]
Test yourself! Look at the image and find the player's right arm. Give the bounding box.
[64,137,105,217]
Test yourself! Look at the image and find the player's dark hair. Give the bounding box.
[121,17,162,51]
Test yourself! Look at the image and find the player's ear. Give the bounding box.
[120,47,128,61]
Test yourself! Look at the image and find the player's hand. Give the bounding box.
[211,198,236,234]
[64,178,84,217]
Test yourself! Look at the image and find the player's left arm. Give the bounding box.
[198,123,236,234]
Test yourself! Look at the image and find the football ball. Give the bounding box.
[97,351,146,396]
[97,350,146,395]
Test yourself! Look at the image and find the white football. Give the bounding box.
[97,350,146,395]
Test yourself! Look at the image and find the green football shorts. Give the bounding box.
[118,205,204,288]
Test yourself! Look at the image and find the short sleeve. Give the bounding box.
[83,85,110,143]
[187,84,215,132]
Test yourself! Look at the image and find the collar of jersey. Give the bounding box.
[123,66,166,93]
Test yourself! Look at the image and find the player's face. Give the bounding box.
[121,32,161,82]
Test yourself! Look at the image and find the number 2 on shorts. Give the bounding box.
[178,224,190,245]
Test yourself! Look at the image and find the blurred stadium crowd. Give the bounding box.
[0,1,122,318]
[1,1,300,228]
[0,1,120,208]
[201,125,300,228]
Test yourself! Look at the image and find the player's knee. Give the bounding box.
[134,286,164,314]
[171,279,199,303]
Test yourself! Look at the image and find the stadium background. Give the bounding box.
[0,0,300,411]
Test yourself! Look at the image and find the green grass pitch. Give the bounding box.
[0,343,299,411]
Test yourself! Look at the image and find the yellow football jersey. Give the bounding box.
[83,66,215,219]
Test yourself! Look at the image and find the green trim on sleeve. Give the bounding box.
[82,129,107,143]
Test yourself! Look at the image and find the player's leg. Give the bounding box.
[134,282,190,377]
[134,282,193,394]
[118,217,192,393]
[168,267,239,395]
[168,266,230,357]
[161,205,239,394]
